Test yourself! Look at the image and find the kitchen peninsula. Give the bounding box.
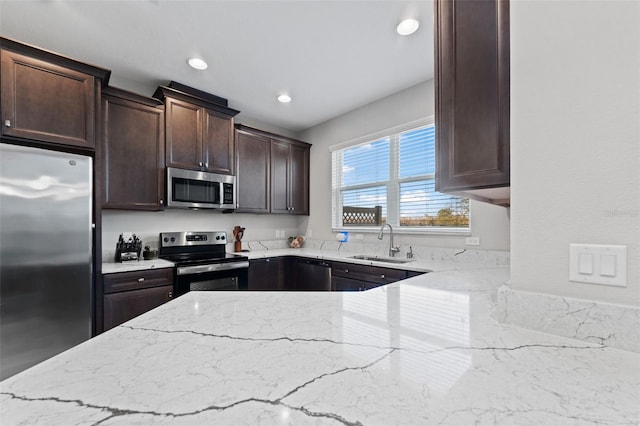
[1,265,638,425]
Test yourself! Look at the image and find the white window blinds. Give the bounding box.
[331,122,469,230]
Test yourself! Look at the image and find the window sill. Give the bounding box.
[331,226,471,236]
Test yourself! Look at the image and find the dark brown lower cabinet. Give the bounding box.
[332,275,364,292]
[247,257,425,292]
[102,268,174,331]
[248,257,285,291]
[331,261,411,291]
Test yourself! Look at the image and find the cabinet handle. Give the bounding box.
[168,291,173,299]
[345,269,349,273]
[138,277,145,282]
[265,258,270,262]
[199,162,203,167]
[4,120,10,128]
[205,162,209,168]
[380,274,385,279]
[159,199,164,204]
[291,207,295,211]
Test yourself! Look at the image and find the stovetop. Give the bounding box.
[159,252,248,266]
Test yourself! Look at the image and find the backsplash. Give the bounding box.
[497,286,639,353]
[225,237,511,267]
[101,210,303,262]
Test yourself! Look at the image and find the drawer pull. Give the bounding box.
[138,278,145,283]
[345,269,349,273]
[380,274,385,279]
[168,291,173,299]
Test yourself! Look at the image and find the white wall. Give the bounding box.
[102,210,302,259]
[510,0,639,305]
[299,80,511,251]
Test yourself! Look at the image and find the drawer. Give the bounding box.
[103,268,174,294]
[331,261,406,285]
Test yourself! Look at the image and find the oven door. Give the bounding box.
[174,261,249,296]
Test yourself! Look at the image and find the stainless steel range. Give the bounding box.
[159,231,249,296]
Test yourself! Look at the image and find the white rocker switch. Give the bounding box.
[578,253,593,275]
[600,254,616,277]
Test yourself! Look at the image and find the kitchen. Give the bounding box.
[0,0,638,425]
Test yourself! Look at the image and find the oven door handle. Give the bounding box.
[177,261,250,276]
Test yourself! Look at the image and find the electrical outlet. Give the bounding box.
[355,234,364,240]
[465,237,480,246]
[275,230,280,238]
[308,229,313,238]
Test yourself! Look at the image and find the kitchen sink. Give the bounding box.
[349,255,413,264]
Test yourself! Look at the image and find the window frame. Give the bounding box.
[330,116,470,235]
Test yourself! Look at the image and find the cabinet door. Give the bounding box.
[102,95,164,210]
[203,109,234,175]
[270,140,290,214]
[332,275,363,292]
[1,50,96,149]
[435,0,510,194]
[165,97,202,170]
[235,129,270,213]
[248,258,284,291]
[289,143,310,215]
[103,285,173,331]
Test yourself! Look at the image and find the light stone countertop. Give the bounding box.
[2,266,638,425]
[102,258,175,274]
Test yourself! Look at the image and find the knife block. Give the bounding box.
[234,241,242,252]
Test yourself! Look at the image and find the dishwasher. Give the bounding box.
[296,259,332,291]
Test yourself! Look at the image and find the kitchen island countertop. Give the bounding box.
[1,266,638,425]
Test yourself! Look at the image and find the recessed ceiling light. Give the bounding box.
[397,18,420,36]
[188,58,208,70]
[277,94,292,103]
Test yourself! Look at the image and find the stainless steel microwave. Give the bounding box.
[166,167,236,210]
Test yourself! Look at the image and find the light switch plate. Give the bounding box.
[569,244,627,287]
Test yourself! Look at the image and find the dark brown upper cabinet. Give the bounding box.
[153,82,239,175]
[101,87,165,210]
[235,124,310,215]
[434,0,510,206]
[0,38,110,150]
[235,126,270,213]
[271,138,310,215]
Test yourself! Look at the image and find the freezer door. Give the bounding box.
[0,143,93,380]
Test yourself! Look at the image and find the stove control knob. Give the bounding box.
[170,237,176,243]
[163,237,168,243]
[220,235,225,240]
[216,236,220,240]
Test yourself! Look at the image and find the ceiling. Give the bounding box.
[0,0,433,133]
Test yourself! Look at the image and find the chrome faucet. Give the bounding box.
[378,223,400,257]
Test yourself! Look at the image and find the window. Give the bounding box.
[331,119,469,232]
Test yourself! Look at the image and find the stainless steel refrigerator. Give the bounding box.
[0,143,92,380]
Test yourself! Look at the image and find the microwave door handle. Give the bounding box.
[219,181,224,206]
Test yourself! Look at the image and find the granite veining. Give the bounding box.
[2,267,638,425]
